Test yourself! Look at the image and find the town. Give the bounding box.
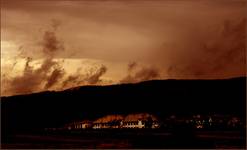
[55,113,245,131]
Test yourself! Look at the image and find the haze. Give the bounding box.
[1,0,246,96]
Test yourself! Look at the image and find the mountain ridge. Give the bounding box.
[1,77,246,133]
[1,76,246,98]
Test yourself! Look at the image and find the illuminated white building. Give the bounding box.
[121,113,159,129]
[64,113,160,130]
[92,114,124,129]
[121,120,145,128]
[65,120,92,130]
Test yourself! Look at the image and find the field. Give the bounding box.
[2,78,245,149]
[2,129,246,149]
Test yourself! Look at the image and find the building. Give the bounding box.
[92,114,124,129]
[65,120,92,130]
[64,113,160,130]
[122,113,159,129]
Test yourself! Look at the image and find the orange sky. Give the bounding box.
[1,0,246,96]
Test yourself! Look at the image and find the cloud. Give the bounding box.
[2,20,110,96]
[4,57,65,95]
[127,61,137,72]
[62,64,108,89]
[1,18,111,96]
[167,17,246,79]
[120,62,160,83]
[85,65,107,84]
[44,67,65,89]
[2,21,66,95]
[62,68,83,89]
[1,0,246,95]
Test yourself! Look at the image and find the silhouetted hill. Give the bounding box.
[1,77,246,134]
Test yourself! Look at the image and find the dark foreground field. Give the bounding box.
[2,129,246,149]
[2,77,246,149]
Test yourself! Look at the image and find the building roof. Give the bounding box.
[124,113,158,122]
[94,114,124,123]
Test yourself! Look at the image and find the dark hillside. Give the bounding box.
[1,77,246,134]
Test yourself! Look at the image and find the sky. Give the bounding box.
[1,0,246,96]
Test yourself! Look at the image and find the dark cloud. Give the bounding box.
[45,67,65,89]
[134,67,160,81]
[7,58,40,95]
[167,18,246,79]
[2,0,246,96]
[121,62,160,83]
[2,19,109,96]
[62,65,108,89]
[62,67,82,89]
[42,28,64,56]
[51,19,62,31]
[3,21,66,95]
[6,57,65,95]
[127,61,137,72]
[85,65,107,84]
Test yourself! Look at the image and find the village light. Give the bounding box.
[64,113,160,130]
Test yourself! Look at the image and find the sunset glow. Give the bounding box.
[1,0,246,96]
